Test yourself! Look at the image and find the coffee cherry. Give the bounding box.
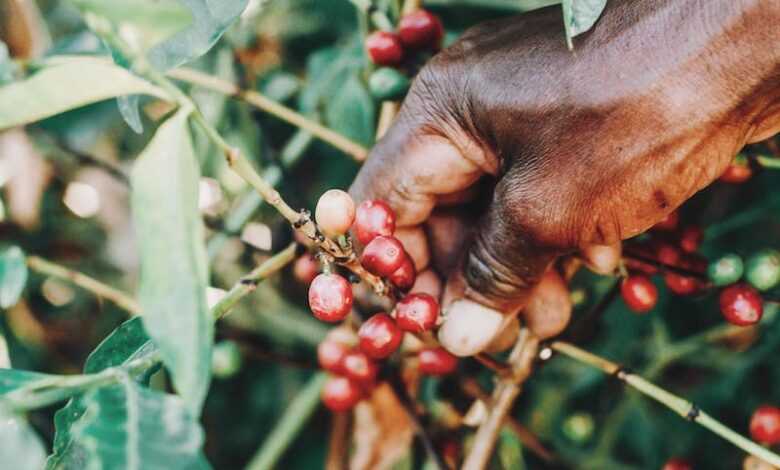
[750,405,780,445]
[369,67,410,101]
[395,293,439,333]
[354,200,396,245]
[745,249,780,292]
[664,272,701,296]
[621,275,658,313]
[317,339,350,373]
[662,458,692,470]
[212,340,242,379]
[365,31,404,66]
[398,10,443,50]
[341,350,379,384]
[360,235,406,276]
[321,376,363,412]
[389,255,416,291]
[653,210,679,232]
[720,283,763,326]
[679,225,704,253]
[358,313,403,359]
[315,189,355,238]
[656,242,682,266]
[293,253,320,285]
[418,347,458,376]
[562,412,595,444]
[308,273,353,322]
[708,253,744,287]
[720,154,752,183]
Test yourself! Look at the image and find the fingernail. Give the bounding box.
[437,299,504,356]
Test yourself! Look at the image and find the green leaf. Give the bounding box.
[131,109,212,415]
[0,57,167,130]
[0,246,27,308]
[0,369,55,395]
[497,429,526,470]
[0,406,47,469]
[70,379,210,470]
[325,73,376,147]
[47,398,88,470]
[561,0,607,49]
[0,41,14,86]
[84,317,156,375]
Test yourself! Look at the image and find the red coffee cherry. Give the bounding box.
[750,405,780,445]
[653,210,679,232]
[398,10,444,50]
[341,350,379,384]
[661,458,692,470]
[293,253,319,285]
[679,225,704,253]
[621,275,658,313]
[365,31,404,66]
[720,156,752,183]
[308,273,353,322]
[358,313,403,359]
[395,293,439,333]
[354,200,396,245]
[656,242,682,267]
[321,375,363,412]
[389,255,416,291]
[315,189,355,237]
[664,272,701,296]
[317,339,349,373]
[720,283,763,326]
[418,347,458,376]
[360,235,406,276]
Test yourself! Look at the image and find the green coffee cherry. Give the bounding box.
[369,67,410,101]
[562,412,595,444]
[708,253,744,287]
[212,340,242,378]
[746,249,780,291]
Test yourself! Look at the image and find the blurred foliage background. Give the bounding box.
[0,0,778,468]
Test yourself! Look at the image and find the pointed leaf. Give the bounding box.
[131,109,212,415]
[561,0,607,49]
[0,57,167,130]
[325,73,376,147]
[0,406,47,469]
[0,246,27,308]
[84,317,156,375]
[0,368,56,395]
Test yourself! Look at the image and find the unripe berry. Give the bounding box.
[317,339,350,373]
[720,154,752,183]
[308,273,353,322]
[720,283,763,326]
[662,458,692,470]
[358,313,403,359]
[653,210,679,232]
[341,350,379,384]
[621,275,658,313]
[745,249,780,292]
[708,253,744,287]
[369,67,410,101]
[395,293,439,333]
[321,376,363,412]
[398,10,444,50]
[418,347,458,375]
[360,235,406,276]
[354,200,396,245]
[749,405,780,445]
[365,31,404,66]
[679,225,704,253]
[293,253,320,285]
[561,412,595,444]
[389,255,416,291]
[212,340,242,379]
[315,189,356,237]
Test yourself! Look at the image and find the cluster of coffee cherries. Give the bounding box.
[365,9,443,101]
[298,190,458,411]
[620,209,775,328]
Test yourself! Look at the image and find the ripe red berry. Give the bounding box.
[398,10,444,50]
[341,350,379,384]
[315,189,355,237]
[293,253,319,285]
[395,293,439,333]
[317,339,349,373]
[308,273,353,322]
[679,225,704,253]
[750,405,780,445]
[321,376,363,412]
[418,347,458,376]
[354,200,396,245]
[621,275,658,313]
[720,283,763,326]
[720,156,752,183]
[661,458,692,470]
[664,272,701,296]
[653,210,679,232]
[358,313,403,359]
[360,235,406,276]
[656,242,682,266]
[389,255,417,291]
[365,31,404,66]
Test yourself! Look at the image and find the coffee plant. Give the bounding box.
[0,0,779,469]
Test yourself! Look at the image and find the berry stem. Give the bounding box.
[622,250,710,282]
[549,341,780,467]
[755,154,780,169]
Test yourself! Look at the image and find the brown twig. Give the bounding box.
[325,412,351,470]
[622,251,710,283]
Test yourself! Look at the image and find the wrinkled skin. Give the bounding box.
[351,0,780,349]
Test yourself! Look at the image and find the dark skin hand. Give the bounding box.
[351,0,780,355]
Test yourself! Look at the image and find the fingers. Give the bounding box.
[522,270,572,340]
[581,243,622,275]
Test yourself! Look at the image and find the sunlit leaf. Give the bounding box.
[0,368,54,395]
[325,73,375,147]
[0,406,47,469]
[0,246,27,308]
[561,0,607,49]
